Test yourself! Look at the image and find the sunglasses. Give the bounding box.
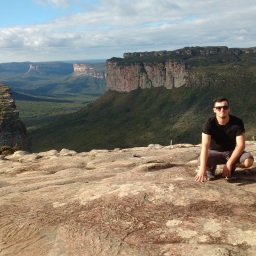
[215,106,229,110]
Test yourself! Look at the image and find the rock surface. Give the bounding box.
[0,84,30,151]
[73,64,105,78]
[0,143,256,256]
[106,60,187,92]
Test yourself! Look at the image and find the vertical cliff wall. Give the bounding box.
[73,64,105,78]
[106,60,188,92]
[0,84,30,151]
[106,46,256,92]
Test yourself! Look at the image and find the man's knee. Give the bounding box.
[244,158,254,168]
[237,158,254,168]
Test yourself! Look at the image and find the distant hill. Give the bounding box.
[0,61,106,95]
[0,62,31,73]
[0,62,31,79]
[9,75,105,95]
[23,62,73,76]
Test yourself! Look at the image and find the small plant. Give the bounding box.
[0,146,20,156]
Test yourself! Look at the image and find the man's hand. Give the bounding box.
[195,170,206,182]
[222,134,245,177]
[222,163,232,177]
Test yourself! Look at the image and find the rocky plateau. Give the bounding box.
[1,142,256,256]
[106,46,256,92]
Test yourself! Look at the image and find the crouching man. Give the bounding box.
[195,97,254,182]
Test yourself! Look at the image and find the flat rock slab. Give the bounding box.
[0,143,256,256]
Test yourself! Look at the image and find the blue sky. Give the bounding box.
[0,0,256,62]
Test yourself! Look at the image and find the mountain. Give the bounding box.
[22,46,256,152]
[106,46,256,92]
[23,62,73,77]
[0,62,31,79]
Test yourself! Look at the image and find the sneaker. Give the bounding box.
[226,170,237,182]
[206,170,215,181]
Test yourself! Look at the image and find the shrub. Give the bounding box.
[0,145,20,156]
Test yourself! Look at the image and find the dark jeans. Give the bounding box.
[198,150,254,172]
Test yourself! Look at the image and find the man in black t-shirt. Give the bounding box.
[195,97,254,182]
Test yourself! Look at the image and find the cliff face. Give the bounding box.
[106,60,187,92]
[106,46,256,92]
[73,63,105,78]
[0,84,30,151]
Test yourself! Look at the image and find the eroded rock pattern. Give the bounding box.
[0,143,256,255]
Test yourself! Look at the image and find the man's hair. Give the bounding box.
[213,96,229,106]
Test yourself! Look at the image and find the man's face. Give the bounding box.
[213,100,230,119]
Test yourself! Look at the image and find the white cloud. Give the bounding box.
[1,0,256,62]
[33,0,71,8]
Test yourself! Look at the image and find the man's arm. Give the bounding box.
[195,133,211,182]
[222,133,245,177]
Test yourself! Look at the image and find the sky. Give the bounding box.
[0,0,256,62]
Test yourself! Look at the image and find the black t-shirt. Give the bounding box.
[202,115,245,151]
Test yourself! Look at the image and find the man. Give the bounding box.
[195,96,254,182]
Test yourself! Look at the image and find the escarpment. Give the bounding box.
[0,84,30,151]
[106,60,188,92]
[73,63,105,78]
[106,46,256,92]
